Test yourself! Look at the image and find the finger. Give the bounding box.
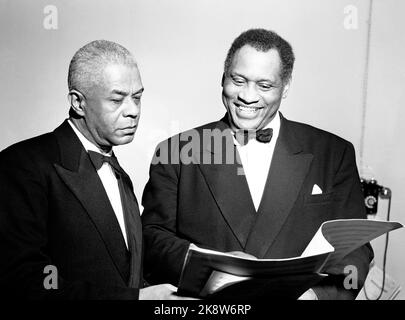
[228,251,257,259]
[163,283,177,291]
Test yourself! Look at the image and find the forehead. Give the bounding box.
[230,45,283,81]
[98,63,142,92]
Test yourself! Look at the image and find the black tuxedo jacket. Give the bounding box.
[0,120,142,299]
[141,113,373,299]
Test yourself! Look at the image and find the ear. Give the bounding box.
[67,90,86,116]
[221,73,225,87]
[281,78,291,99]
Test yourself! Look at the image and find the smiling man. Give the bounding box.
[141,29,373,300]
[222,43,289,133]
[0,40,192,300]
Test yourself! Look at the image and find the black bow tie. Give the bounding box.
[88,150,123,175]
[235,128,273,146]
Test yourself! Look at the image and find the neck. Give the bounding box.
[257,113,277,130]
[69,117,112,153]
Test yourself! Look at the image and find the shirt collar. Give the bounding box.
[67,119,112,156]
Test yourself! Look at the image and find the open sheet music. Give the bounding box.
[177,219,402,298]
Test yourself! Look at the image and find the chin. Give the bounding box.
[113,136,135,146]
[232,117,263,131]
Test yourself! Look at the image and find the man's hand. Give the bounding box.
[298,288,318,300]
[227,251,258,259]
[227,252,319,300]
[139,284,198,300]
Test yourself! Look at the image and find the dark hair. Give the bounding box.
[224,28,295,83]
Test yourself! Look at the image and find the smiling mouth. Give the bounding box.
[235,104,263,113]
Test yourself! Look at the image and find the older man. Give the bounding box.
[0,40,190,299]
[141,29,373,300]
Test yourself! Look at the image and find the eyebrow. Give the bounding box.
[110,88,144,96]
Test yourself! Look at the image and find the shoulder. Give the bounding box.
[283,117,354,152]
[150,120,225,167]
[155,120,223,148]
[0,131,59,171]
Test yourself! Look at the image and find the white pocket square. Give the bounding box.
[311,184,323,195]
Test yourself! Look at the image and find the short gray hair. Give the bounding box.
[68,40,137,95]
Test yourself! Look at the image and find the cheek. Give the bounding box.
[105,114,120,132]
[87,109,105,131]
[92,113,116,136]
[96,102,120,126]
[223,84,238,100]
[262,92,282,107]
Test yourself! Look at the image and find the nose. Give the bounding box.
[238,83,259,105]
[123,98,140,118]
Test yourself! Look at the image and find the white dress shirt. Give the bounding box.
[233,112,281,211]
[68,120,128,248]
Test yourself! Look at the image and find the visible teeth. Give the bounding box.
[237,105,259,113]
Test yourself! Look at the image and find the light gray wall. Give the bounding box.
[360,0,405,299]
[0,0,404,298]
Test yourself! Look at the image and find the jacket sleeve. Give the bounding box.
[311,142,373,300]
[0,147,139,300]
[141,140,191,286]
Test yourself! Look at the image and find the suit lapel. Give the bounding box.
[197,118,257,249]
[245,115,313,257]
[53,121,130,283]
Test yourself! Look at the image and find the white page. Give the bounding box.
[301,226,335,257]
